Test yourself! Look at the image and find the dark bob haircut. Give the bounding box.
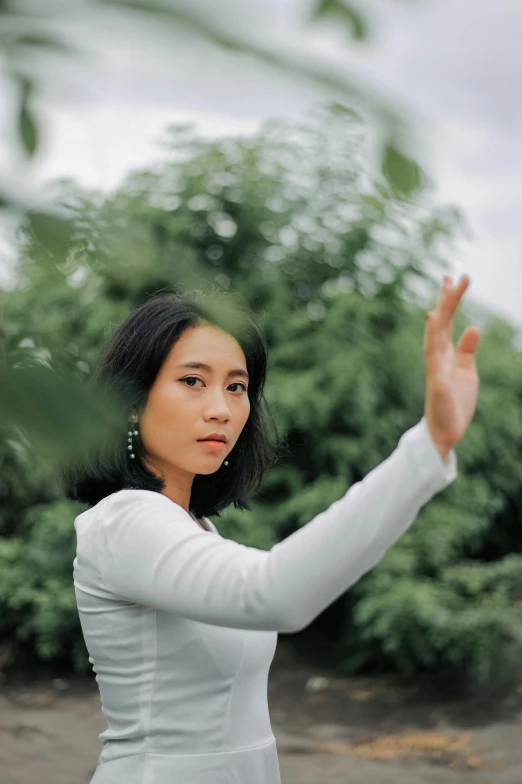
[60,289,280,519]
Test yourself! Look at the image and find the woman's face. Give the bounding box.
[138,323,251,479]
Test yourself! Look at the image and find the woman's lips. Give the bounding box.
[197,440,226,452]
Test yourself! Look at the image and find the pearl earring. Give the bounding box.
[224,460,229,466]
[128,413,139,459]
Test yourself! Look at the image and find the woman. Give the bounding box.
[68,275,480,784]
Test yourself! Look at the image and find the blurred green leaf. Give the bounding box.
[13,33,75,53]
[188,288,251,344]
[0,363,123,463]
[381,143,423,197]
[18,78,38,158]
[24,211,75,262]
[309,0,368,41]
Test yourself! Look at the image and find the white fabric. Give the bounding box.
[73,417,457,783]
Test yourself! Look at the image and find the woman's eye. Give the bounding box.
[181,377,203,387]
[180,377,247,392]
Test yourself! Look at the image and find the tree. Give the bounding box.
[1,108,521,691]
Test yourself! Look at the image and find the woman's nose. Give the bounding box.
[204,391,231,420]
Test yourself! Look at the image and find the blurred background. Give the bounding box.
[1,1,522,782]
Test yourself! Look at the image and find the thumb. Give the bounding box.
[456,325,480,370]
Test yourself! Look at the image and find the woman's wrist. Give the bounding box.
[424,418,453,463]
[434,442,451,463]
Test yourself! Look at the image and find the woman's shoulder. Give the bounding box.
[91,489,220,535]
[95,488,171,512]
[83,489,181,527]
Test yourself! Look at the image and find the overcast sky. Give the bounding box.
[1,0,520,330]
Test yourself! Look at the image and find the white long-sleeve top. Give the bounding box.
[73,417,457,784]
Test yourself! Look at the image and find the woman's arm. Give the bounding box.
[93,417,454,633]
[92,272,479,633]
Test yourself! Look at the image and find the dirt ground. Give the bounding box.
[2,639,522,784]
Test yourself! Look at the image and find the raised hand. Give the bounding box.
[424,274,481,461]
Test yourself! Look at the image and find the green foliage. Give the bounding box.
[0,499,88,668]
[351,573,522,688]
[1,108,522,690]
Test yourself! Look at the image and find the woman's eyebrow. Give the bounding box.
[176,361,249,380]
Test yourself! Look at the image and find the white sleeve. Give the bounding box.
[96,417,457,632]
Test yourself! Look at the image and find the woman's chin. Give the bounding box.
[194,461,225,475]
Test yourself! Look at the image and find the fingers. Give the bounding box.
[436,274,470,328]
[423,308,442,368]
[456,325,481,370]
[424,274,472,365]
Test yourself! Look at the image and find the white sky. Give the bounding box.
[0,0,520,329]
